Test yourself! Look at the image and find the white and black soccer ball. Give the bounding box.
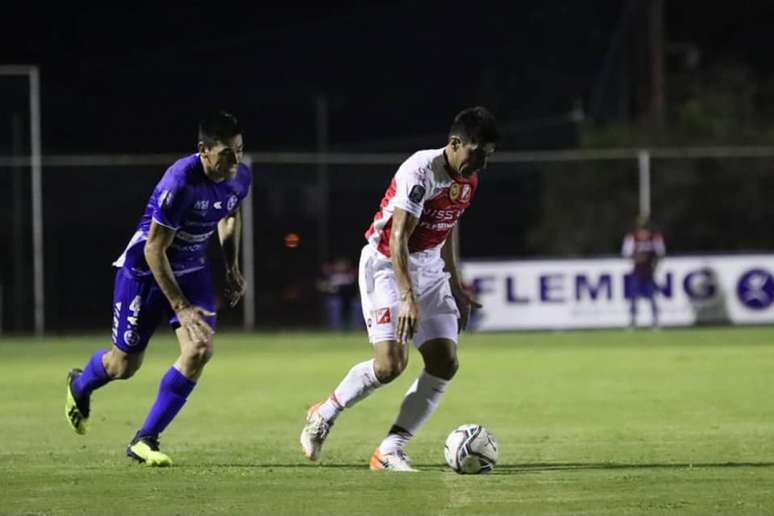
[443,424,498,474]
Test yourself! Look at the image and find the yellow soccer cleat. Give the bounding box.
[126,434,173,467]
[65,368,89,435]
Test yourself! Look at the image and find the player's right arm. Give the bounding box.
[144,221,214,345]
[390,207,420,344]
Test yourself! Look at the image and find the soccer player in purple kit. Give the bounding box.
[64,111,251,466]
[622,214,666,329]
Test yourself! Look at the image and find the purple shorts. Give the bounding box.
[111,266,217,352]
[627,275,656,299]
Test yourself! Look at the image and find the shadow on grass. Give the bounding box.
[186,461,774,473]
[195,463,372,469]
[488,462,774,475]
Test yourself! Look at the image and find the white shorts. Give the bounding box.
[358,245,460,347]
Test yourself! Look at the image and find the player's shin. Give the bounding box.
[137,367,196,437]
[71,349,112,398]
[317,359,382,422]
[379,370,449,454]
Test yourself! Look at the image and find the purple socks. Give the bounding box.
[138,367,196,437]
[72,349,111,399]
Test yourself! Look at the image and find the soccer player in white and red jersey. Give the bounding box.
[622,215,666,328]
[301,107,498,471]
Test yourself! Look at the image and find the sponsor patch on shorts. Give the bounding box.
[376,307,391,325]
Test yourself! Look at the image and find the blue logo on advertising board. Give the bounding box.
[737,269,774,310]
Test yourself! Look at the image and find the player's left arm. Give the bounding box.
[218,208,246,307]
[441,224,482,332]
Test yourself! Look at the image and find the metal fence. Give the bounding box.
[2,147,774,334]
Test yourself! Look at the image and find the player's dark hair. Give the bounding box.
[198,111,241,147]
[449,106,499,144]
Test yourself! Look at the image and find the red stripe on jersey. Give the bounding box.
[365,178,397,254]
[377,218,393,256]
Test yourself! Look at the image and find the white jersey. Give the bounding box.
[364,148,478,264]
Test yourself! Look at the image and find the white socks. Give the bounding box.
[379,370,450,454]
[318,359,381,422]
[317,362,452,456]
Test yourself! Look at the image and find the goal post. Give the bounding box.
[0,66,43,336]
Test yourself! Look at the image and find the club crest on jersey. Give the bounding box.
[449,183,472,203]
[375,307,391,325]
[123,329,140,347]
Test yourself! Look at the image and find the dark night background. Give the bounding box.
[2,2,774,150]
[3,1,774,331]
[1,1,617,152]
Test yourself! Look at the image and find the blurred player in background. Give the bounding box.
[317,256,362,331]
[301,106,498,471]
[622,214,666,329]
[65,111,251,466]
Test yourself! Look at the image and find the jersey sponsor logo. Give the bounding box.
[376,307,391,325]
[418,220,457,231]
[227,195,239,211]
[423,208,460,221]
[408,185,425,203]
[737,269,774,310]
[194,200,210,211]
[419,207,463,232]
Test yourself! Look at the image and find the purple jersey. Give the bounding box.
[114,154,252,277]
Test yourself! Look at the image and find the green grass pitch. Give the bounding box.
[2,327,774,514]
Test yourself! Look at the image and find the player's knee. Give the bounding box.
[427,357,458,380]
[186,343,213,368]
[445,356,460,379]
[106,354,142,379]
[373,356,407,384]
[374,363,403,383]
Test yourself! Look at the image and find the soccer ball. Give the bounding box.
[443,424,498,474]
